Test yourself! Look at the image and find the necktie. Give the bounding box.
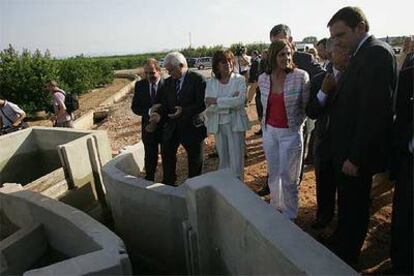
[175,79,181,99]
[150,83,156,102]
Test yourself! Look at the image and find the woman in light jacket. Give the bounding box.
[205,50,251,180]
[258,40,310,220]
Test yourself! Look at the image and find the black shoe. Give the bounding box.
[254,129,262,136]
[311,218,332,229]
[208,151,219,158]
[257,184,270,196]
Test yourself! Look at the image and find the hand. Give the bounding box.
[205,97,217,106]
[342,159,359,177]
[321,73,336,94]
[233,91,240,97]
[12,121,21,127]
[168,106,183,119]
[148,112,161,124]
[149,104,162,115]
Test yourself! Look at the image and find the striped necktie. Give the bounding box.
[150,83,156,103]
[175,79,181,98]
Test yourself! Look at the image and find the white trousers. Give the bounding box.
[262,124,303,219]
[214,123,245,181]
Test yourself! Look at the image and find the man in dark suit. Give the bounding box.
[150,52,207,186]
[306,40,350,229]
[327,7,397,266]
[131,58,164,181]
[390,64,413,275]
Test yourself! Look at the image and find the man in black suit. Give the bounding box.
[150,52,207,186]
[131,58,164,181]
[390,64,413,275]
[327,7,397,266]
[306,40,350,229]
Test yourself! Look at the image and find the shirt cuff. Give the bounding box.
[317,90,328,105]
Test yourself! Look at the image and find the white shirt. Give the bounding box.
[0,100,24,128]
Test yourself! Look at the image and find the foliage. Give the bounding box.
[302,36,318,44]
[0,45,114,113]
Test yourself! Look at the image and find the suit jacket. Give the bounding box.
[328,35,397,173]
[155,70,207,144]
[131,78,165,141]
[293,51,324,80]
[305,70,334,160]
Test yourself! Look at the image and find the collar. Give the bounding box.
[149,77,160,87]
[353,33,370,56]
[332,67,341,78]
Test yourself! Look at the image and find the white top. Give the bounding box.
[205,73,250,133]
[0,100,24,127]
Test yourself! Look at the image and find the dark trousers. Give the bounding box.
[391,152,413,275]
[142,131,162,181]
[255,88,263,121]
[161,137,204,186]
[314,157,336,222]
[334,165,373,265]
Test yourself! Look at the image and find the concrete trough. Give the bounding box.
[0,127,112,212]
[102,143,356,275]
[102,143,189,275]
[0,184,131,275]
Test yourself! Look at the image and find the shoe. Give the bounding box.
[311,218,332,229]
[208,151,218,158]
[254,129,262,136]
[257,184,270,196]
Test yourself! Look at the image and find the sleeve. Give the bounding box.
[216,77,246,109]
[54,93,66,109]
[348,48,396,166]
[181,74,207,118]
[8,102,24,114]
[301,72,310,115]
[131,81,144,115]
[305,73,326,119]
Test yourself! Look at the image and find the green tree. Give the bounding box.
[302,36,318,44]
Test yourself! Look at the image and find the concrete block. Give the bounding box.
[184,170,356,275]
[0,224,47,275]
[102,152,188,274]
[0,189,131,275]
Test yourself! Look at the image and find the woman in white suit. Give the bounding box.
[205,50,251,180]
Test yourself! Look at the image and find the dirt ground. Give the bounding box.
[31,77,394,274]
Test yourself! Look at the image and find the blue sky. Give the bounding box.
[1,0,413,57]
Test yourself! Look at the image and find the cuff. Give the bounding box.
[317,90,328,105]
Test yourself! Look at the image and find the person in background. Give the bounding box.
[234,46,251,84]
[307,47,320,62]
[247,50,261,103]
[150,52,207,186]
[316,38,331,69]
[397,36,414,71]
[327,6,397,267]
[258,39,310,220]
[253,49,268,137]
[390,56,413,275]
[205,50,250,180]
[131,58,165,181]
[306,39,350,229]
[44,80,74,128]
[0,96,26,130]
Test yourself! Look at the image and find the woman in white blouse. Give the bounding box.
[205,50,251,180]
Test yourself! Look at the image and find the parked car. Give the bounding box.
[186,58,197,68]
[194,57,212,70]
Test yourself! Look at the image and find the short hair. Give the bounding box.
[317,38,328,47]
[270,24,291,38]
[327,6,370,32]
[144,58,161,72]
[266,39,295,74]
[164,51,187,68]
[212,50,235,80]
[45,80,58,87]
